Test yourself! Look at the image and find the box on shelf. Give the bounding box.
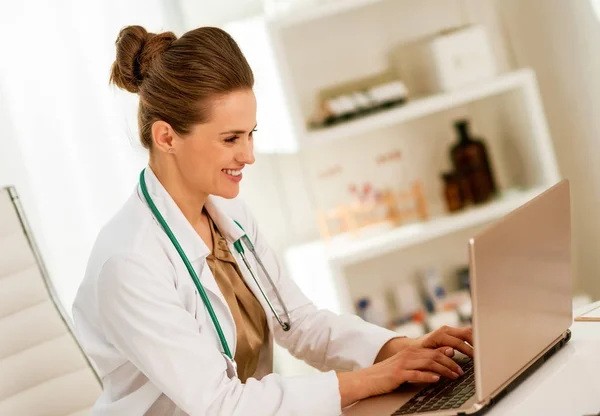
[308,71,409,130]
[392,24,498,95]
[316,181,429,240]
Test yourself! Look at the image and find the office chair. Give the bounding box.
[0,186,101,415]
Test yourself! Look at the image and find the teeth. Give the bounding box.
[224,169,242,176]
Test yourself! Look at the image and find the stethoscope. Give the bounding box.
[139,168,291,376]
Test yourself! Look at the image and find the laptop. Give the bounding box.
[344,179,573,416]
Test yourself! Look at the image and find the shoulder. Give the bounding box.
[84,190,173,287]
[74,190,176,320]
[94,191,156,256]
[97,252,174,296]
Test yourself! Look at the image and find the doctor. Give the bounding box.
[72,25,473,415]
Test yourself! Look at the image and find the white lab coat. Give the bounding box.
[72,168,398,416]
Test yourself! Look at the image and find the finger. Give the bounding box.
[443,326,474,346]
[427,331,473,358]
[439,333,474,358]
[404,347,463,374]
[402,370,440,384]
[437,347,455,357]
[427,349,464,375]
[411,358,459,380]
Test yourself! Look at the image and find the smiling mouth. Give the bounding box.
[222,169,242,177]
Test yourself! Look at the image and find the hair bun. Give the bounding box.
[110,25,177,93]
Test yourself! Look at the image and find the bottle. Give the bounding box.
[441,171,465,212]
[450,119,497,204]
[421,268,446,313]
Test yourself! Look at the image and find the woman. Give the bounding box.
[72,25,473,415]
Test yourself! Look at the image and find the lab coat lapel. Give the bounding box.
[204,197,245,242]
[139,168,237,352]
[139,168,209,261]
[204,198,275,336]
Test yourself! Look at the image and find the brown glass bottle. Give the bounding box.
[450,120,496,204]
[441,171,464,212]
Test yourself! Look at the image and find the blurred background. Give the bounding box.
[1,0,600,380]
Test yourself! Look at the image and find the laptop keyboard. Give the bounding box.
[391,358,475,415]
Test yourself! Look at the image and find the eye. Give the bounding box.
[250,128,257,138]
[224,136,239,143]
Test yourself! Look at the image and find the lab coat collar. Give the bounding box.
[139,167,245,261]
[205,197,246,244]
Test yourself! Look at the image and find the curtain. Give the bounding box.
[0,0,183,312]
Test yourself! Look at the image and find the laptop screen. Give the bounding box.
[469,180,572,402]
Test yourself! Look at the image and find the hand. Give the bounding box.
[368,346,465,396]
[338,347,465,407]
[375,326,473,364]
[416,326,474,358]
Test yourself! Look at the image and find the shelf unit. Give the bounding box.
[284,185,553,316]
[322,186,547,267]
[303,69,534,147]
[227,1,563,324]
[230,0,569,376]
[267,0,394,29]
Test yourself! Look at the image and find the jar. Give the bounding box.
[442,171,464,212]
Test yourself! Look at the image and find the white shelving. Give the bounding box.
[303,69,534,147]
[258,1,563,318]
[284,186,551,316]
[323,186,547,266]
[268,0,392,29]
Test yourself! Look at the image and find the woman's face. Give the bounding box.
[174,89,257,199]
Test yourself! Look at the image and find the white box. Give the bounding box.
[392,25,498,95]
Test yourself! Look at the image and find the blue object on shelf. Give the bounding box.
[356,298,370,321]
[457,266,470,291]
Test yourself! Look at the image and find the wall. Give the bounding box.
[176,0,263,28]
[496,0,600,299]
[0,0,188,310]
[0,87,27,191]
[0,87,45,285]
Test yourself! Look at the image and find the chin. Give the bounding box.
[216,187,240,200]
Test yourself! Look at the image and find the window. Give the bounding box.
[592,0,600,21]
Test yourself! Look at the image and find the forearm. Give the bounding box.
[337,338,413,408]
[277,306,400,371]
[337,369,371,408]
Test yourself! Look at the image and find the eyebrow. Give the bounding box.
[219,124,257,135]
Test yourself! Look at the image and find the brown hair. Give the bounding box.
[109,25,254,149]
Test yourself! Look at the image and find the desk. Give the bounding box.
[487,301,600,416]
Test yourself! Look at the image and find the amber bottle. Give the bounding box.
[450,120,496,204]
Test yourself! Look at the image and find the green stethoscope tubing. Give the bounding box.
[139,169,291,362]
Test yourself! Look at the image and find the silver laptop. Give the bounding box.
[344,180,572,415]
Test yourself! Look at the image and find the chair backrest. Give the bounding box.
[0,186,101,416]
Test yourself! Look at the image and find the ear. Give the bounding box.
[151,120,177,154]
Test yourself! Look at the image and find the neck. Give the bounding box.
[149,156,208,227]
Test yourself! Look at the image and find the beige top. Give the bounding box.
[205,214,267,383]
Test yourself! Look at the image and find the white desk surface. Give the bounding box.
[487,301,600,416]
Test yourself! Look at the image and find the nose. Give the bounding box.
[237,137,255,165]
